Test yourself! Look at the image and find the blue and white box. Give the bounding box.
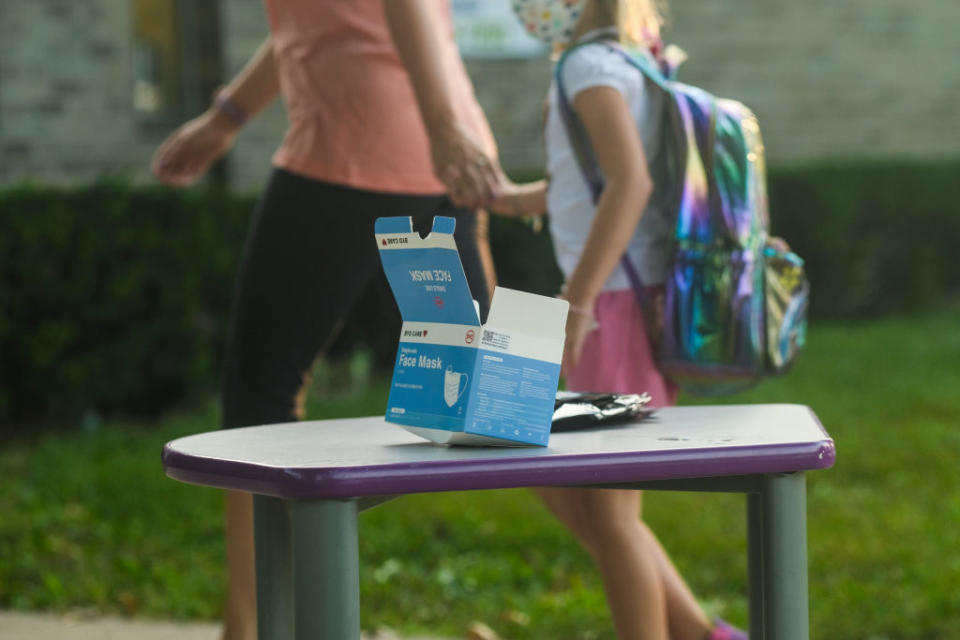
[376,216,569,446]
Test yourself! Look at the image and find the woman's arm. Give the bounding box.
[561,85,654,370]
[381,0,499,207]
[151,37,279,186]
[215,36,281,120]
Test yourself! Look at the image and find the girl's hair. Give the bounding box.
[569,0,667,49]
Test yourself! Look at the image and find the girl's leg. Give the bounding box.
[533,488,712,640]
[534,487,668,640]
[636,518,714,640]
[543,291,707,639]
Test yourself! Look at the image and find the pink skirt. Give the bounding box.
[565,289,677,407]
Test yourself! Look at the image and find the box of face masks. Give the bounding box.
[376,215,569,446]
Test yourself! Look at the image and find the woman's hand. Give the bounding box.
[429,120,500,209]
[380,0,500,209]
[151,110,238,187]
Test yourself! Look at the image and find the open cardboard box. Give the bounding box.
[376,216,569,446]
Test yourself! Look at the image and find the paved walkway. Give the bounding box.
[0,611,221,640]
[0,611,459,640]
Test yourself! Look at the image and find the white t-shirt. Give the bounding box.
[545,40,672,290]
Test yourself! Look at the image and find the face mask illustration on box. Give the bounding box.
[443,366,469,407]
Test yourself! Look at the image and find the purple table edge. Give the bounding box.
[162,403,836,640]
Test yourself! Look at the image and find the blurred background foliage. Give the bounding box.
[2,159,959,429]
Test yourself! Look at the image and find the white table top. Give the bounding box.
[163,404,834,499]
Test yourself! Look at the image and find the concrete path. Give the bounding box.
[0,610,457,640]
[0,611,221,640]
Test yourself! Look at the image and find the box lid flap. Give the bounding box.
[376,216,481,326]
[485,286,569,340]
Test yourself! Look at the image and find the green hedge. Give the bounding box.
[0,183,250,428]
[767,160,960,319]
[2,160,959,427]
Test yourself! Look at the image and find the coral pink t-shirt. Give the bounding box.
[263,0,494,195]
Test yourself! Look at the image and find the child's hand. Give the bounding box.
[487,175,523,217]
[561,300,598,376]
[767,236,791,253]
[488,176,548,218]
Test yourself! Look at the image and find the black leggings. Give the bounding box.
[221,169,491,429]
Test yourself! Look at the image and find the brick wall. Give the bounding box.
[665,0,960,165]
[469,0,960,173]
[1,0,957,188]
[0,0,282,189]
[0,1,155,184]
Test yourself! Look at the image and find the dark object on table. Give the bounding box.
[551,391,654,432]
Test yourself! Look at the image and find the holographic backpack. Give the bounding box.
[557,41,809,396]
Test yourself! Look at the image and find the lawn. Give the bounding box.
[1,305,959,639]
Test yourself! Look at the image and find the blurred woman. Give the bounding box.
[151,2,500,638]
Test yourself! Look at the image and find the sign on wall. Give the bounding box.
[452,0,548,59]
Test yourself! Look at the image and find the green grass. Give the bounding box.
[2,306,959,639]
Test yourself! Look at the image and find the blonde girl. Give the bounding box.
[492,1,747,638]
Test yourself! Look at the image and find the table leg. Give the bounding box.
[254,495,294,640]
[747,491,765,640]
[289,499,361,640]
[760,472,809,640]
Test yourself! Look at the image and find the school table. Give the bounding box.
[162,403,835,640]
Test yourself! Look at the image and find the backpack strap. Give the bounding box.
[554,40,672,305]
[554,42,607,203]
